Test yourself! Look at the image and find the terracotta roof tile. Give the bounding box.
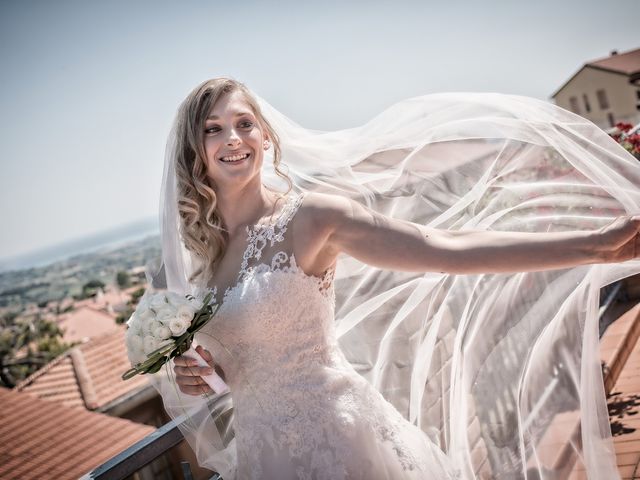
[589,47,640,76]
[56,305,121,343]
[74,288,131,313]
[16,328,150,411]
[0,387,154,479]
[551,47,640,98]
[607,304,640,476]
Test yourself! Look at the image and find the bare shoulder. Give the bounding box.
[290,192,355,273]
[298,191,356,232]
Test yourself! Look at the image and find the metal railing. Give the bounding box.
[81,408,221,480]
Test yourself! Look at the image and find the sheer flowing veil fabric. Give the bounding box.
[149,90,640,479]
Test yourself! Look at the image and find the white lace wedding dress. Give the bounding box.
[150,91,636,479]
[195,192,458,480]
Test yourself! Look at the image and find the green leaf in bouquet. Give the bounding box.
[146,357,167,374]
[147,342,176,359]
[174,336,194,356]
[122,367,140,381]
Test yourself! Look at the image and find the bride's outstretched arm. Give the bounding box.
[310,193,640,275]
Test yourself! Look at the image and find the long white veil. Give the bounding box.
[150,90,640,479]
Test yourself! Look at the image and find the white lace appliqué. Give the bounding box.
[218,194,335,307]
[238,193,303,283]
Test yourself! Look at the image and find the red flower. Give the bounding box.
[615,122,634,132]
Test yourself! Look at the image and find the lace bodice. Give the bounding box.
[213,193,335,308]
[199,192,340,390]
[195,192,456,480]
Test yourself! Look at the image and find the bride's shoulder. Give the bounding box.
[293,192,355,261]
[299,192,354,229]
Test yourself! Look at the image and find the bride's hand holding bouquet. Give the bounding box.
[121,289,229,395]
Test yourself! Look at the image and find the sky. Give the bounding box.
[0,0,638,260]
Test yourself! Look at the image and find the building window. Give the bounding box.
[608,113,615,127]
[583,94,591,113]
[569,96,580,113]
[596,89,609,109]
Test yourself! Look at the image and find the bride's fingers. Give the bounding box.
[174,354,216,370]
[176,374,210,387]
[174,365,214,377]
[173,355,196,367]
[196,345,215,367]
[180,384,214,396]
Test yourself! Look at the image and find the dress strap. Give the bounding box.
[237,192,304,282]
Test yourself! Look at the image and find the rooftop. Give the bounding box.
[15,328,149,411]
[0,387,154,479]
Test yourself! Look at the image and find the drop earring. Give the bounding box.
[263,139,271,150]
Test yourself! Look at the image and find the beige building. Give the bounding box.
[551,47,640,130]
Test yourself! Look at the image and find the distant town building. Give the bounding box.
[551,47,640,130]
[55,305,121,342]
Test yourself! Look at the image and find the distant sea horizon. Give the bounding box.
[0,217,160,273]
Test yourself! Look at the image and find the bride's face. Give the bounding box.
[203,90,267,191]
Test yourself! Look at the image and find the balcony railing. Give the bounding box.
[80,407,221,480]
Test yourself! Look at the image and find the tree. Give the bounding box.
[0,313,75,388]
[130,287,146,303]
[116,270,131,289]
[81,279,105,299]
[115,286,146,325]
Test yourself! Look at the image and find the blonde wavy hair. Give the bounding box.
[172,77,292,285]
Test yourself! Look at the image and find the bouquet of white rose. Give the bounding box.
[122,289,229,394]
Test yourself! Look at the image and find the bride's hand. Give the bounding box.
[594,215,640,263]
[174,346,222,396]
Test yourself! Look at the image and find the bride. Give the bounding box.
[153,77,640,479]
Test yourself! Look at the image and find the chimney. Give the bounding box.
[611,50,618,56]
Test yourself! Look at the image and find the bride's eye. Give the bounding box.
[239,121,253,129]
[205,125,221,134]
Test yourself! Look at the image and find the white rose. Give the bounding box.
[168,317,189,336]
[128,349,146,366]
[166,291,186,307]
[150,294,168,310]
[148,319,164,336]
[156,307,177,325]
[126,333,144,351]
[176,305,196,324]
[143,335,159,355]
[138,308,155,324]
[154,325,172,340]
[132,321,144,337]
